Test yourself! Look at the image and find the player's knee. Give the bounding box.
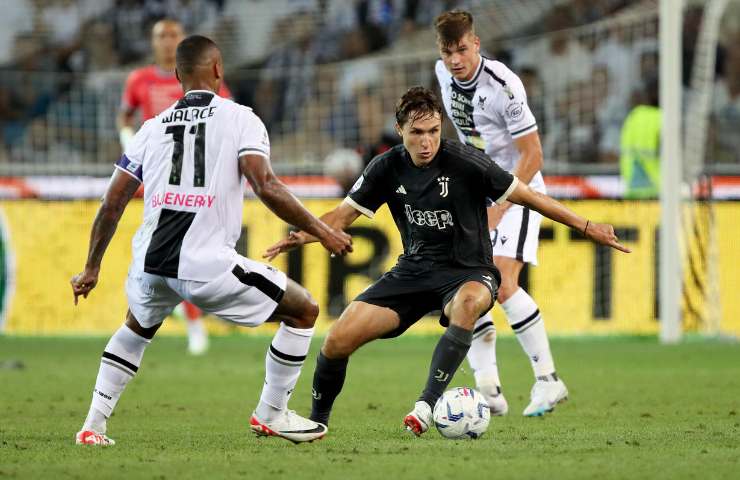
[321,330,356,359]
[306,293,320,321]
[125,310,160,339]
[496,281,519,303]
[291,292,319,329]
[449,295,484,329]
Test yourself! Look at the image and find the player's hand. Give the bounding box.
[70,267,100,305]
[263,231,307,261]
[319,228,353,257]
[585,222,631,253]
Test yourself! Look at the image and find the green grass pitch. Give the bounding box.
[1,334,739,479]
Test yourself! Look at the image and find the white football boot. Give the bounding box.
[475,377,509,416]
[523,379,568,417]
[75,430,115,446]
[250,410,327,443]
[403,401,433,436]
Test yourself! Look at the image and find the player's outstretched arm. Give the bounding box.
[263,202,361,261]
[507,181,631,253]
[70,169,141,304]
[240,154,352,257]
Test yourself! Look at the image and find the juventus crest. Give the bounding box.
[437,176,450,197]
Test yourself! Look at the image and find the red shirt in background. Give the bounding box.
[121,65,232,120]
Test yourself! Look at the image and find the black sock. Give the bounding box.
[418,324,473,408]
[309,351,349,426]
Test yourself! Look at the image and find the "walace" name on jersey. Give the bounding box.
[161,106,217,124]
[404,204,454,230]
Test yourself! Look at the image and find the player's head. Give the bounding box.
[151,19,185,67]
[394,87,443,167]
[435,10,481,83]
[175,35,224,93]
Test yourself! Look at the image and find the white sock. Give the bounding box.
[501,288,556,378]
[186,317,205,337]
[466,313,501,387]
[82,324,151,433]
[256,322,314,421]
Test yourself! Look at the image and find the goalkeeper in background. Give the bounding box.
[117,18,231,355]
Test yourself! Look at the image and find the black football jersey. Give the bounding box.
[347,139,517,268]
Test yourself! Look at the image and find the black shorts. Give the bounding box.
[354,258,500,338]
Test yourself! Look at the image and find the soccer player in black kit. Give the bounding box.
[264,86,629,436]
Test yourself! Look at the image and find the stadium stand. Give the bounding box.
[0,0,739,178]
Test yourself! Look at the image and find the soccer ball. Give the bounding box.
[433,387,490,439]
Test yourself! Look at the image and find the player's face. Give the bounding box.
[438,32,481,82]
[152,21,185,64]
[397,113,442,167]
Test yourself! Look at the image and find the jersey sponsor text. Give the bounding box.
[151,192,216,209]
[405,204,454,230]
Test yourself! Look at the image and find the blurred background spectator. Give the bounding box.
[710,30,740,165]
[620,75,661,198]
[1,0,740,175]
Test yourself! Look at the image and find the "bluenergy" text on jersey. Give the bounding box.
[151,192,215,208]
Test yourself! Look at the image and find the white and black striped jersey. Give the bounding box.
[435,56,546,193]
[115,90,270,281]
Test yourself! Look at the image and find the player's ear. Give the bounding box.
[175,68,180,82]
[214,60,223,80]
[394,123,402,137]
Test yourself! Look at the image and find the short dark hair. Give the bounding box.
[434,10,475,48]
[395,86,443,127]
[176,35,218,76]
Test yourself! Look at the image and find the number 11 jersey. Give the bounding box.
[115,90,270,281]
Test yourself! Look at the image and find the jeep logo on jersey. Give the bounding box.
[404,204,453,230]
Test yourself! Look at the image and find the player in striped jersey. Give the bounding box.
[434,10,567,417]
[71,35,352,446]
[118,18,232,356]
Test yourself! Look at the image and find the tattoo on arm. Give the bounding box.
[85,173,139,269]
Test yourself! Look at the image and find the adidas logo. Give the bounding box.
[396,185,407,194]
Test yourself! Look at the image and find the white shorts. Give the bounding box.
[125,256,288,328]
[490,204,542,265]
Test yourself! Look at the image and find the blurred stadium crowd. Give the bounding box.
[0,0,739,177]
